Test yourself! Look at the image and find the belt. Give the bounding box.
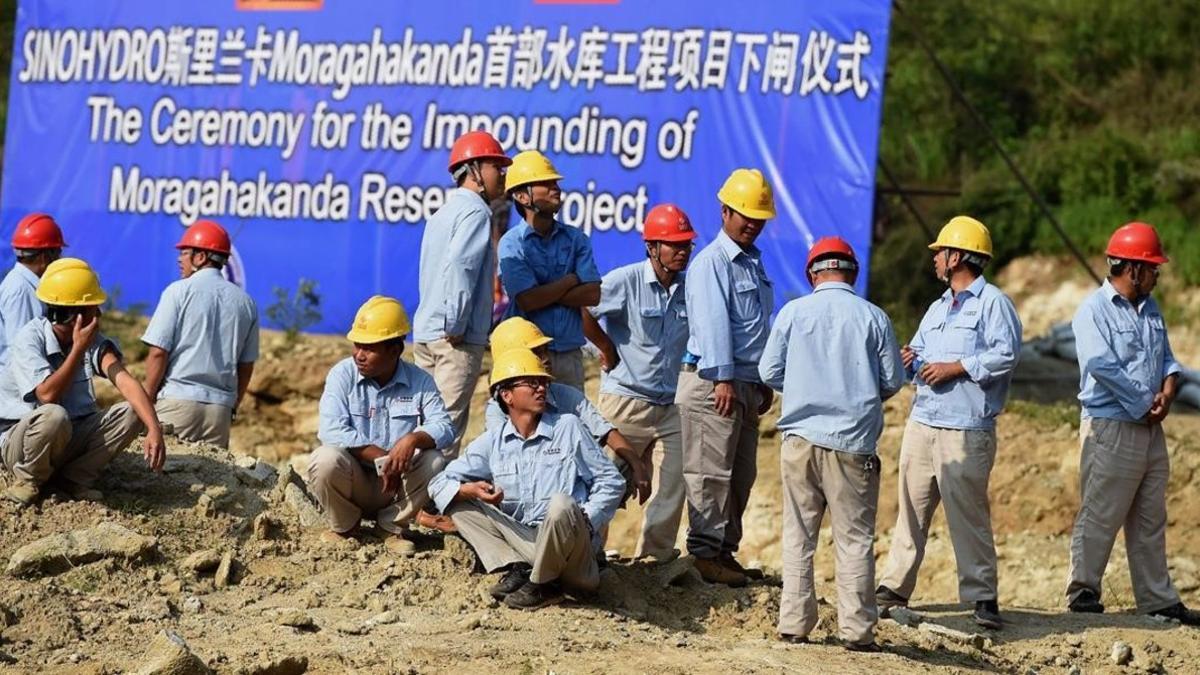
[680,363,698,373]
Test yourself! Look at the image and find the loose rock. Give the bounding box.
[1111,640,1133,666]
[215,551,235,589]
[134,630,212,675]
[918,622,988,650]
[235,656,308,675]
[182,550,222,576]
[6,522,157,577]
[655,555,697,588]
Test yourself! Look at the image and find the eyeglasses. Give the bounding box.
[509,379,548,391]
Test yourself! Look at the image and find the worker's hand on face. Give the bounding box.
[445,334,464,347]
[900,345,916,369]
[381,441,417,493]
[918,361,965,387]
[462,481,504,505]
[143,426,166,473]
[713,381,737,417]
[756,383,773,415]
[599,345,620,372]
[73,314,100,350]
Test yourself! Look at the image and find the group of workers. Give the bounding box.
[1,128,1196,646]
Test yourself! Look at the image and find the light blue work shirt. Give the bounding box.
[908,275,1022,431]
[759,282,904,454]
[498,220,601,352]
[0,264,42,370]
[141,268,259,409]
[684,230,774,383]
[413,188,496,346]
[589,260,689,405]
[429,411,625,529]
[484,382,614,441]
[1073,280,1181,422]
[317,357,454,451]
[0,318,121,443]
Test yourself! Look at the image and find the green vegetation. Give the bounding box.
[265,278,323,343]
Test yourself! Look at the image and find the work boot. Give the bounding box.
[875,585,908,612]
[778,634,808,645]
[1149,602,1200,626]
[381,531,416,557]
[1068,589,1104,614]
[416,510,457,533]
[721,553,765,580]
[3,479,39,507]
[503,580,564,610]
[694,556,747,587]
[974,600,1002,630]
[841,640,882,653]
[489,563,532,601]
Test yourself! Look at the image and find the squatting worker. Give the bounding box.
[429,348,624,610]
[141,220,259,448]
[1,213,66,369]
[760,237,903,651]
[497,150,601,390]
[413,131,511,457]
[875,216,1022,630]
[307,296,454,556]
[678,168,776,587]
[1065,222,1200,625]
[0,258,165,506]
[583,203,695,561]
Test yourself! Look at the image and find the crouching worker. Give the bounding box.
[308,296,453,555]
[429,348,625,610]
[0,258,165,506]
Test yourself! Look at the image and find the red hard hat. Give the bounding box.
[806,236,857,270]
[1105,222,1169,264]
[642,204,696,242]
[176,220,232,255]
[448,131,512,172]
[11,212,66,249]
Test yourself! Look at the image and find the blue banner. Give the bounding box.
[2,0,891,334]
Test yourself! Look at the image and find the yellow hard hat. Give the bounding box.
[490,317,552,355]
[505,150,564,193]
[36,257,107,306]
[929,215,993,257]
[717,168,776,220]
[490,348,553,388]
[346,295,410,344]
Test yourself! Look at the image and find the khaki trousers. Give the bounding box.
[413,340,485,459]
[879,420,999,602]
[779,437,880,644]
[156,398,232,448]
[547,349,585,391]
[447,494,599,590]
[1,403,142,488]
[598,392,685,558]
[676,369,761,559]
[306,445,446,534]
[1067,417,1179,612]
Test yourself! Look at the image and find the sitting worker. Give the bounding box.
[141,220,259,448]
[429,348,625,610]
[306,295,454,555]
[484,317,651,509]
[0,258,165,505]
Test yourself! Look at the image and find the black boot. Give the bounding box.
[488,563,531,601]
[1068,589,1105,614]
[973,600,1002,629]
[504,580,564,610]
[1149,602,1200,626]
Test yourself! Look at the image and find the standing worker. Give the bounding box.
[307,296,454,555]
[414,131,512,457]
[875,216,1022,630]
[1,258,165,505]
[1,213,66,369]
[760,237,903,651]
[679,168,776,587]
[1065,222,1200,624]
[141,220,259,448]
[583,203,695,561]
[497,150,601,390]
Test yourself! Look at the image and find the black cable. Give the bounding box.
[878,157,936,240]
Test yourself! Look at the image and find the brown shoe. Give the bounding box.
[416,510,457,533]
[694,556,747,587]
[3,479,39,506]
[721,553,765,580]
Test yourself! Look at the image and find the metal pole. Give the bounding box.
[878,157,936,240]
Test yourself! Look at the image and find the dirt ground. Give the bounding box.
[2,254,1199,673]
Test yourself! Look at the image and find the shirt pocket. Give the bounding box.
[638,305,664,342]
[537,455,579,503]
[386,400,422,442]
[732,277,763,324]
[946,312,982,357]
[1111,325,1140,363]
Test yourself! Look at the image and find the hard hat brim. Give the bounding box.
[36,289,107,306]
[346,329,407,344]
[506,172,565,193]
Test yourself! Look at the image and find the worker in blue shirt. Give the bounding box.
[414,131,511,457]
[678,168,776,587]
[429,348,625,610]
[1,213,66,370]
[760,237,903,651]
[1065,222,1200,625]
[497,150,601,390]
[583,203,694,561]
[307,296,454,556]
[141,220,259,449]
[1,258,164,506]
[876,216,1022,631]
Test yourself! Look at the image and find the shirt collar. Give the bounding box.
[191,267,222,280]
[520,220,561,240]
[500,411,557,441]
[940,275,987,303]
[1103,278,1150,312]
[641,259,683,291]
[450,186,489,208]
[15,263,40,287]
[812,281,855,295]
[38,318,63,357]
[715,230,759,261]
[355,358,411,390]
